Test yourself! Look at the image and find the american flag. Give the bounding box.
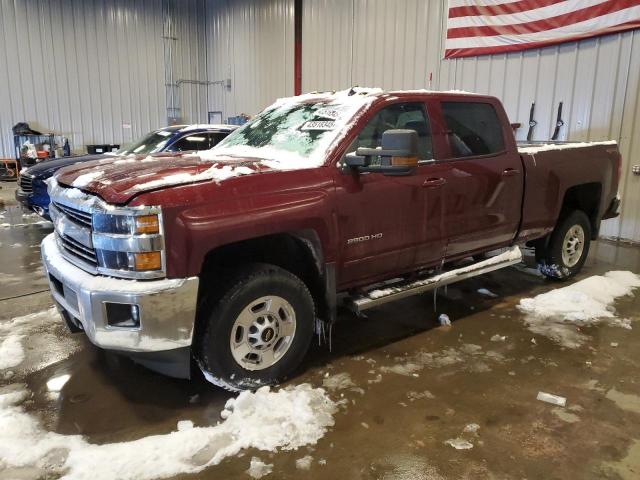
[445,0,640,59]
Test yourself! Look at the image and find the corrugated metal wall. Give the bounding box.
[0,0,206,158]
[1,0,637,241]
[204,0,294,122]
[302,0,640,242]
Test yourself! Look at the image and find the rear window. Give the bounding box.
[442,102,504,157]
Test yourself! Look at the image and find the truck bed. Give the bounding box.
[516,140,620,243]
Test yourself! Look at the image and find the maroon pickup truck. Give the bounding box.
[42,88,621,390]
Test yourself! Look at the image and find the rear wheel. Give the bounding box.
[535,210,591,280]
[196,263,315,391]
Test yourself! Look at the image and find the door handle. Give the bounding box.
[502,168,520,177]
[423,177,446,187]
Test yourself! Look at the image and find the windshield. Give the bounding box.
[117,130,173,155]
[210,93,375,168]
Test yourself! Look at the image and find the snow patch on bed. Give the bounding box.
[518,140,616,154]
[518,271,640,348]
[0,383,336,480]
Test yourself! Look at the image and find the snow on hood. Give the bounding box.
[518,140,617,154]
[54,152,264,203]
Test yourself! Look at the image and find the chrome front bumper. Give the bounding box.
[41,233,199,353]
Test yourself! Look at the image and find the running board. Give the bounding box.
[348,246,522,313]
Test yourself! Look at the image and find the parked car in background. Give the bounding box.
[15,124,236,218]
[41,88,621,390]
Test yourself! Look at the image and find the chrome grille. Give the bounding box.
[58,233,98,266]
[19,175,33,192]
[51,199,97,272]
[52,201,92,228]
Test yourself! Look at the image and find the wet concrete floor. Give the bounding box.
[1,182,639,479]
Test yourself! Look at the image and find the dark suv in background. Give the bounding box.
[15,124,237,218]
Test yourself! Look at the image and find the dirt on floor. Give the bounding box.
[1,197,639,480]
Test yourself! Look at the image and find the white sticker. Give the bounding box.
[301,120,336,131]
[314,107,343,120]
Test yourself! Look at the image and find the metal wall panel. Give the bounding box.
[0,0,206,158]
[204,0,294,121]
[301,0,640,242]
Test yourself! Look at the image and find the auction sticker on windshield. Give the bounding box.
[301,120,336,131]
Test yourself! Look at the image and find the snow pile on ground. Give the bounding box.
[0,308,61,371]
[445,423,481,450]
[246,457,273,479]
[379,343,508,377]
[518,271,640,347]
[0,383,336,480]
[322,372,355,391]
[295,455,313,470]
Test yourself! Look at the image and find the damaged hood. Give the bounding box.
[54,152,266,204]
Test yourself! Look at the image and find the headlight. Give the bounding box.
[93,213,160,236]
[91,208,165,279]
[135,215,160,235]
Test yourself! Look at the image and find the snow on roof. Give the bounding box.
[386,88,486,96]
[518,140,617,154]
[179,124,238,132]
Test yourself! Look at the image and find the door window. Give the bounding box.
[206,132,229,149]
[169,134,211,152]
[441,102,504,157]
[351,103,432,162]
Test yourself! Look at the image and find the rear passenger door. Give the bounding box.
[438,100,523,257]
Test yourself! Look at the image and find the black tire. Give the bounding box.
[195,263,315,391]
[535,210,591,280]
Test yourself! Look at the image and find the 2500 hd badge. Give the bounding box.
[347,233,383,245]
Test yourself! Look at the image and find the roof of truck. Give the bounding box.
[288,87,489,101]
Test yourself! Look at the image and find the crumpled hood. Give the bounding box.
[54,152,266,204]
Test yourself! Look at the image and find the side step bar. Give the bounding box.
[348,246,522,313]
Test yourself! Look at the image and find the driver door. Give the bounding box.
[332,102,444,288]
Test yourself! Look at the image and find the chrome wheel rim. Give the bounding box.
[229,295,296,371]
[562,225,585,267]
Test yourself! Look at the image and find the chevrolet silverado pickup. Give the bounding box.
[16,124,236,219]
[41,88,621,390]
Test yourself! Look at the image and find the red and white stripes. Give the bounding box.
[445,0,640,59]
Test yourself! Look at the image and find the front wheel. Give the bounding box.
[535,210,591,280]
[196,263,315,391]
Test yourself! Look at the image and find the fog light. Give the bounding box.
[105,303,140,328]
[135,214,160,235]
[133,251,162,271]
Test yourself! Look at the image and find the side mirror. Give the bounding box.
[347,129,419,175]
